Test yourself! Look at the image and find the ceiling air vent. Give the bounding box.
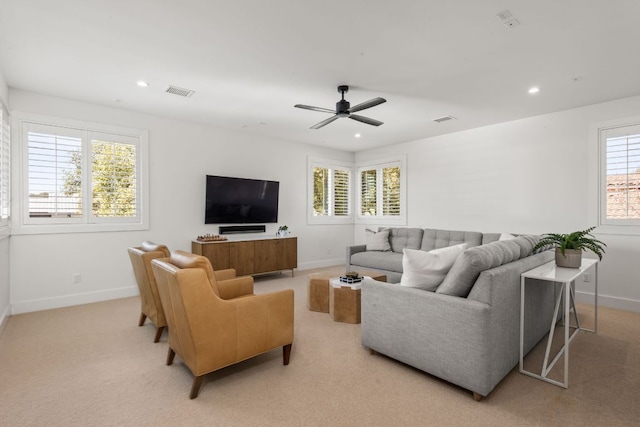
[165,85,195,98]
[433,115,456,123]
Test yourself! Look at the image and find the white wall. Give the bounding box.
[356,95,640,312]
[0,70,7,105]
[0,69,10,327]
[9,89,354,314]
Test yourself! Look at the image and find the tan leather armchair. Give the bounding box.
[127,241,171,343]
[151,250,294,399]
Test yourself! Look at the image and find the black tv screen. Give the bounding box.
[205,175,279,224]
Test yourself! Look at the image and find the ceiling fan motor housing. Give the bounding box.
[336,100,350,117]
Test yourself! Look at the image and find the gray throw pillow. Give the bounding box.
[366,229,391,251]
[436,240,521,297]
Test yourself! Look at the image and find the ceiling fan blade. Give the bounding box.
[349,97,386,113]
[349,114,383,127]
[310,115,339,129]
[294,104,335,114]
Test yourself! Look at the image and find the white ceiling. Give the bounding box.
[1,0,640,152]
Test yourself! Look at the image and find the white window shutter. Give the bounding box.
[26,123,83,220]
[602,125,640,222]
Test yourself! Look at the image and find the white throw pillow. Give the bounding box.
[366,229,391,251]
[499,233,516,241]
[400,243,468,291]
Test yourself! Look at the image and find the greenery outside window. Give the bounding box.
[357,155,406,225]
[14,114,149,234]
[308,157,353,224]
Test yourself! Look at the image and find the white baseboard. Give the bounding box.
[11,286,139,315]
[576,290,640,313]
[297,258,344,271]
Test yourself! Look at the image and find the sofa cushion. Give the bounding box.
[421,229,483,251]
[517,235,541,257]
[350,251,404,273]
[383,228,424,253]
[366,229,391,251]
[436,240,522,297]
[400,243,468,291]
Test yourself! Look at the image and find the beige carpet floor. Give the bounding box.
[0,266,638,426]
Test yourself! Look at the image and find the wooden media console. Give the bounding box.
[192,236,297,277]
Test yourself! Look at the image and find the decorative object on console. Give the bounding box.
[533,226,606,268]
[196,234,227,242]
[277,225,289,237]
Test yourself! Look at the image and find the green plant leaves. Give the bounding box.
[533,226,606,260]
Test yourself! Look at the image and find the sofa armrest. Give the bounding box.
[218,276,255,300]
[361,280,493,395]
[346,244,367,266]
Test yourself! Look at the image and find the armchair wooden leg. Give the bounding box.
[473,392,483,402]
[190,376,204,399]
[138,313,147,326]
[283,344,292,365]
[153,326,165,343]
[166,348,175,366]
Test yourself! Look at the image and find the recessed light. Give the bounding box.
[528,87,540,94]
[354,133,361,138]
[137,81,149,87]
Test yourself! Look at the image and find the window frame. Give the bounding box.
[12,113,149,234]
[356,155,407,226]
[589,116,640,235]
[307,157,354,225]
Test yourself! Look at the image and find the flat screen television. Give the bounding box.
[205,175,279,224]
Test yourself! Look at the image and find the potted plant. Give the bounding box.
[533,226,606,268]
[277,225,289,237]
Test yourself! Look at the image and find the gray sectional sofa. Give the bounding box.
[347,227,555,400]
[348,228,499,283]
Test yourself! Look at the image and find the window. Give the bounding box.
[599,123,640,226]
[308,157,353,224]
[15,114,149,233]
[0,102,9,232]
[357,156,406,225]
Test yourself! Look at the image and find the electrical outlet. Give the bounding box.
[73,273,82,284]
[583,273,591,282]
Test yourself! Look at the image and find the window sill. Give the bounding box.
[11,222,148,235]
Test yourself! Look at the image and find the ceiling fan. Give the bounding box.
[295,85,386,129]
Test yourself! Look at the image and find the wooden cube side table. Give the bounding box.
[308,271,387,322]
[329,281,362,323]
[354,270,387,283]
[328,273,387,324]
[307,273,333,313]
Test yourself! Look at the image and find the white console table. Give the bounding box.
[519,258,598,388]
